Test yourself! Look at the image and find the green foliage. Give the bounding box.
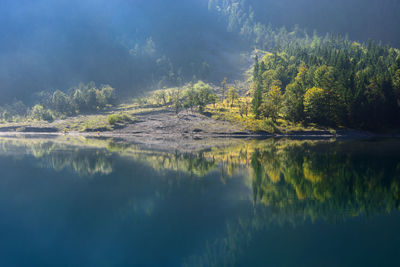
[239,102,249,117]
[251,82,262,118]
[221,77,227,102]
[0,83,117,122]
[248,140,400,220]
[51,90,71,114]
[238,103,245,117]
[209,0,309,51]
[31,104,54,121]
[260,118,278,133]
[210,0,400,130]
[48,82,116,116]
[304,87,327,124]
[171,89,183,113]
[248,35,400,129]
[183,84,198,110]
[153,90,168,106]
[181,81,217,112]
[0,101,28,122]
[259,85,282,121]
[227,86,239,107]
[282,83,304,123]
[194,81,215,112]
[107,113,133,125]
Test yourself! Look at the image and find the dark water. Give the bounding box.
[0,137,399,266]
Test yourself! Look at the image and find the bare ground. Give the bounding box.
[101,110,255,151]
[0,109,253,151]
[0,108,397,152]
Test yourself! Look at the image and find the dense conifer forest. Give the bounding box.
[250,36,400,129]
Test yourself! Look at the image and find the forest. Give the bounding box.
[210,0,400,130]
[250,36,400,129]
[1,0,400,132]
[141,33,400,131]
[0,83,116,121]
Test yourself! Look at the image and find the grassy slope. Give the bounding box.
[0,88,336,135]
[0,102,167,133]
[206,97,335,134]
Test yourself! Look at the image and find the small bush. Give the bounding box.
[261,118,278,133]
[31,104,54,122]
[107,114,133,125]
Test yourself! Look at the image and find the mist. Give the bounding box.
[0,0,245,103]
[247,0,400,46]
[1,0,400,104]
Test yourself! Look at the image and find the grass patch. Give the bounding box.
[107,113,133,125]
[81,116,113,132]
[205,97,331,134]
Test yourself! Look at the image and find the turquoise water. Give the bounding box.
[0,137,399,266]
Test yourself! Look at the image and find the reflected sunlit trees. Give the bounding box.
[1,137,399,217]
[1,136,400,265]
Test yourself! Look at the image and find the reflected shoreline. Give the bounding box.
[1,128,398,153]
[1,136,400,266]
[1,135,399,220]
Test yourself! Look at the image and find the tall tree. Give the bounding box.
[252,82,262,118]
[227,87,239,107]
[260,85,283,121]
[221,77,228,105]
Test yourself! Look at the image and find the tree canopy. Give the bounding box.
[250,35,400,129]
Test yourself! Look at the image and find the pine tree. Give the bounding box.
[252,82,262,118]
[253,55,260,81]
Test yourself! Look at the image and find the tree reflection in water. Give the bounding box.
[184,139,400,266]
[0,137,399,215]
[1,136,399,266]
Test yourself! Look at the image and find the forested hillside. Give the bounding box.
[250,36,400,129]
[209,0,400,130]
[210,0,400,47]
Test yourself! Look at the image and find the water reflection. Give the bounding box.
[0,136,399,266]
[1,137,400,216]
[0,137,113,176]
[186,140,400,266]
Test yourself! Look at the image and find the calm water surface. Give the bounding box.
[0,137,399,266]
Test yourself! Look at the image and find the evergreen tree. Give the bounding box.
[252,82,262,118]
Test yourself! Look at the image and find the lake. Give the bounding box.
[0,136,399,266]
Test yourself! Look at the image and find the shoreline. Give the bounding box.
[0,109,398,151]
[0,130,397,153]
[0,124,397,140]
